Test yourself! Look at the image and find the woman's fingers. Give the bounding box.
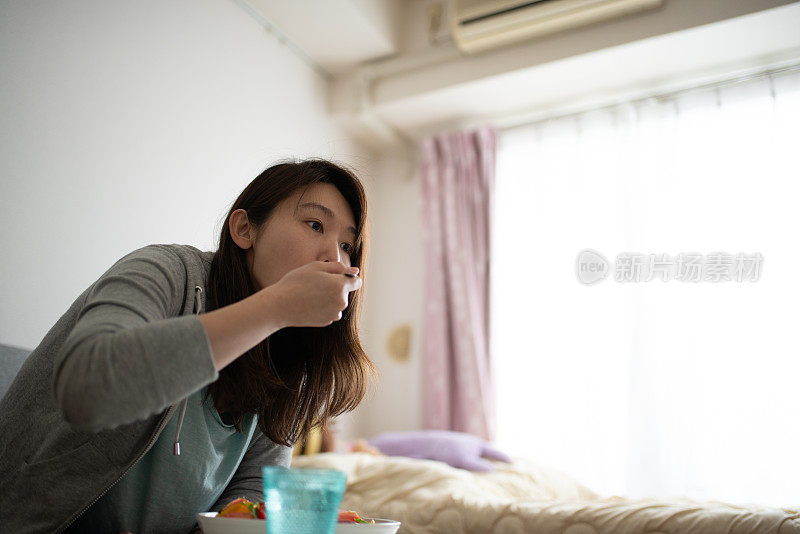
[269,261,362,327]
[343,273,363,293]
[314,260,358,275]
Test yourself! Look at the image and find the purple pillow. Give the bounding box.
[367,430,511,472]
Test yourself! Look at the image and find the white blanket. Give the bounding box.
[292,452,800,533]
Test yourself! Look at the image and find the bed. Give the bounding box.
[292,452,800,533]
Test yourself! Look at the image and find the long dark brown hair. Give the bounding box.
[203,159,374,447]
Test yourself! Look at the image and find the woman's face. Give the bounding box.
[232,182,358,291]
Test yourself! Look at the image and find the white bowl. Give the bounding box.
[334,519,401,534]
[196,512,401,534]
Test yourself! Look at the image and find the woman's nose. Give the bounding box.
[321,240,343,264]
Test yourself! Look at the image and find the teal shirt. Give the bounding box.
[66,386,258,533]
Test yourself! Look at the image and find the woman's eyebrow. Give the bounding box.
[299,202,357,236]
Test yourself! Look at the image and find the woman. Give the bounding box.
[0,159,373,533]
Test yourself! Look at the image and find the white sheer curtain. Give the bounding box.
[492,68,800,508]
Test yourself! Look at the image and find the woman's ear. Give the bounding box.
[229,209,255,250]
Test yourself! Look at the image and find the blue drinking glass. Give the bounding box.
[262,466,346,534]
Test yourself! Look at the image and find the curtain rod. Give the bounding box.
[496,60,800,133]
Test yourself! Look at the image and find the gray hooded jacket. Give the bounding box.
[0,244,292,533]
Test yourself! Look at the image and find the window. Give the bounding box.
[492,68,800,507]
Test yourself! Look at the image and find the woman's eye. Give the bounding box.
[306,221,322,232]
[341,243,353,254]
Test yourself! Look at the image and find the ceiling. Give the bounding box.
[241,0,403,75]
[240,0,800,151]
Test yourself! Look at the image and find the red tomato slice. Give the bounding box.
[338,510,363,522]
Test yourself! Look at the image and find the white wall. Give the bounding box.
[0,0,377,352]
[348,151,424,439]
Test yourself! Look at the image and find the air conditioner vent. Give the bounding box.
[450,0,664,54]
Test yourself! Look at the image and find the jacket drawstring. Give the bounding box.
[173,285,203,456]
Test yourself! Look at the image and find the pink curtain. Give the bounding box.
[420,126,497,441]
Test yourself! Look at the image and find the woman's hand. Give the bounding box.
[199,261,361,372]
[268,261,361,327]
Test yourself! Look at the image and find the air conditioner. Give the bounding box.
[450,0,664,54]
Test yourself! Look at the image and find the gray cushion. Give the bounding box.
[0,343,32,401]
